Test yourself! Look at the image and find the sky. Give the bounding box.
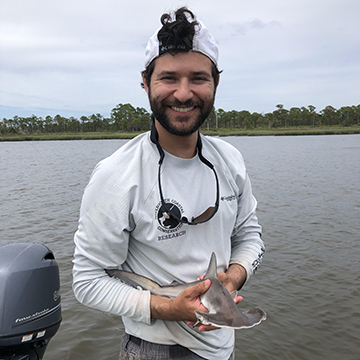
[1,0,359,119]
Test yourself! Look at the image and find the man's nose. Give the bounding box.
[173,79,193,102]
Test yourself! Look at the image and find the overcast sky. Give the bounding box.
[1,0,359,119]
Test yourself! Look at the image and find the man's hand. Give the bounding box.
[150,279,211,322]
[150,264,246,331]
[186,264,246,332]
[222,263,247,293]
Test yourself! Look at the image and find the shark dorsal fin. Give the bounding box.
[204,252,218,279]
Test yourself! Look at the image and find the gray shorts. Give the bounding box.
[118,333,235,360]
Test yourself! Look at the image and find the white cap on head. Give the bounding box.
[144,21,219,69]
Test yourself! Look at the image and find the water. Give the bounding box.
[0,135,359,360]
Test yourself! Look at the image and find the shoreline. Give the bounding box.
[1,126,359,141]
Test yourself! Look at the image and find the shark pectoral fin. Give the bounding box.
[194,311,211,326]
[230,290,238,301]
[192,319,201,327]
[192,318,201,327]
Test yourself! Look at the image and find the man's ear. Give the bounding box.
[216,73,220,89]
[142,74,150,94]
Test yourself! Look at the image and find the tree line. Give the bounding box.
[1,103,359,135]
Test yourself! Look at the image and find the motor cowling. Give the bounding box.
[0,243,62,360]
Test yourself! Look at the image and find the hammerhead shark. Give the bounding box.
[106,252,266,329]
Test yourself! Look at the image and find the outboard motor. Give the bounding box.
[0,243,62,360]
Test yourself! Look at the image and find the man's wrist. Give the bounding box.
[226,263,247,291]
[150,294,176,321]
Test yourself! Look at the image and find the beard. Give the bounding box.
[148,92,215,137]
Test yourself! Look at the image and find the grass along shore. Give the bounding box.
[1,126,359,141]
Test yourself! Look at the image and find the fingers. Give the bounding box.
[199,279,211,294]
[172,279,211,322]
[187,279,210,296]
[198,324,219,332]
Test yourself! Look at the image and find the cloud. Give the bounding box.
[224,18,282,37]
[0,0,359,118]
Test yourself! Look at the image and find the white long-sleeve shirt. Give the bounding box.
[72,132,264,360]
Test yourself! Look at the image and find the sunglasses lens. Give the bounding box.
[192,206,216,223]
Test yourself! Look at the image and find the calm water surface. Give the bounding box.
[0,135,359,360]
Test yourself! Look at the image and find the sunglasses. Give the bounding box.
[151,121,219,225]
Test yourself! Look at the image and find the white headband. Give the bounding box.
[144,21,219,69]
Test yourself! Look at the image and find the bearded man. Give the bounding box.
[73,7,265,360]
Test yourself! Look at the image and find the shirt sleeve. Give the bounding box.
[220,144,264,282]
[72,159,152,324]
[230,170,265,281]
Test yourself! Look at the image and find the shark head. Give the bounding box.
[197,252,267,329]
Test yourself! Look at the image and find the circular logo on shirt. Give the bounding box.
[157,202,181,230]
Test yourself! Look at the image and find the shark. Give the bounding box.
[106,252,266,329]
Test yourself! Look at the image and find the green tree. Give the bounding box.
[44,116,54,132]
[300,107,310,126]
[250,112,262,129]
[237,110,250,129]
[89,113,104,132]
[134,107,151,131]
[337,106,357,126]
[68,116,81,132]
[215,108,226,128]
[274,104,289,127]
[226,110,238,128]
[289,107,302,127]
[308,105,318,127]
[354,105,360,125]
[320,106,337,126]
[111,103,137,131]
[203,106,216,130]
[264,112,274,130]
[54,114,68,132]
[80,116,90,132]
[1,117,19,134]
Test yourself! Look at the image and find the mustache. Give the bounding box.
[161,98,204,108]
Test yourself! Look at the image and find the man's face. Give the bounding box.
[144,51,218,137]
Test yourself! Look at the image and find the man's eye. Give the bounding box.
[193,77,209,82]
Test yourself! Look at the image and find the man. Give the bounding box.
[73,7,264,360]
